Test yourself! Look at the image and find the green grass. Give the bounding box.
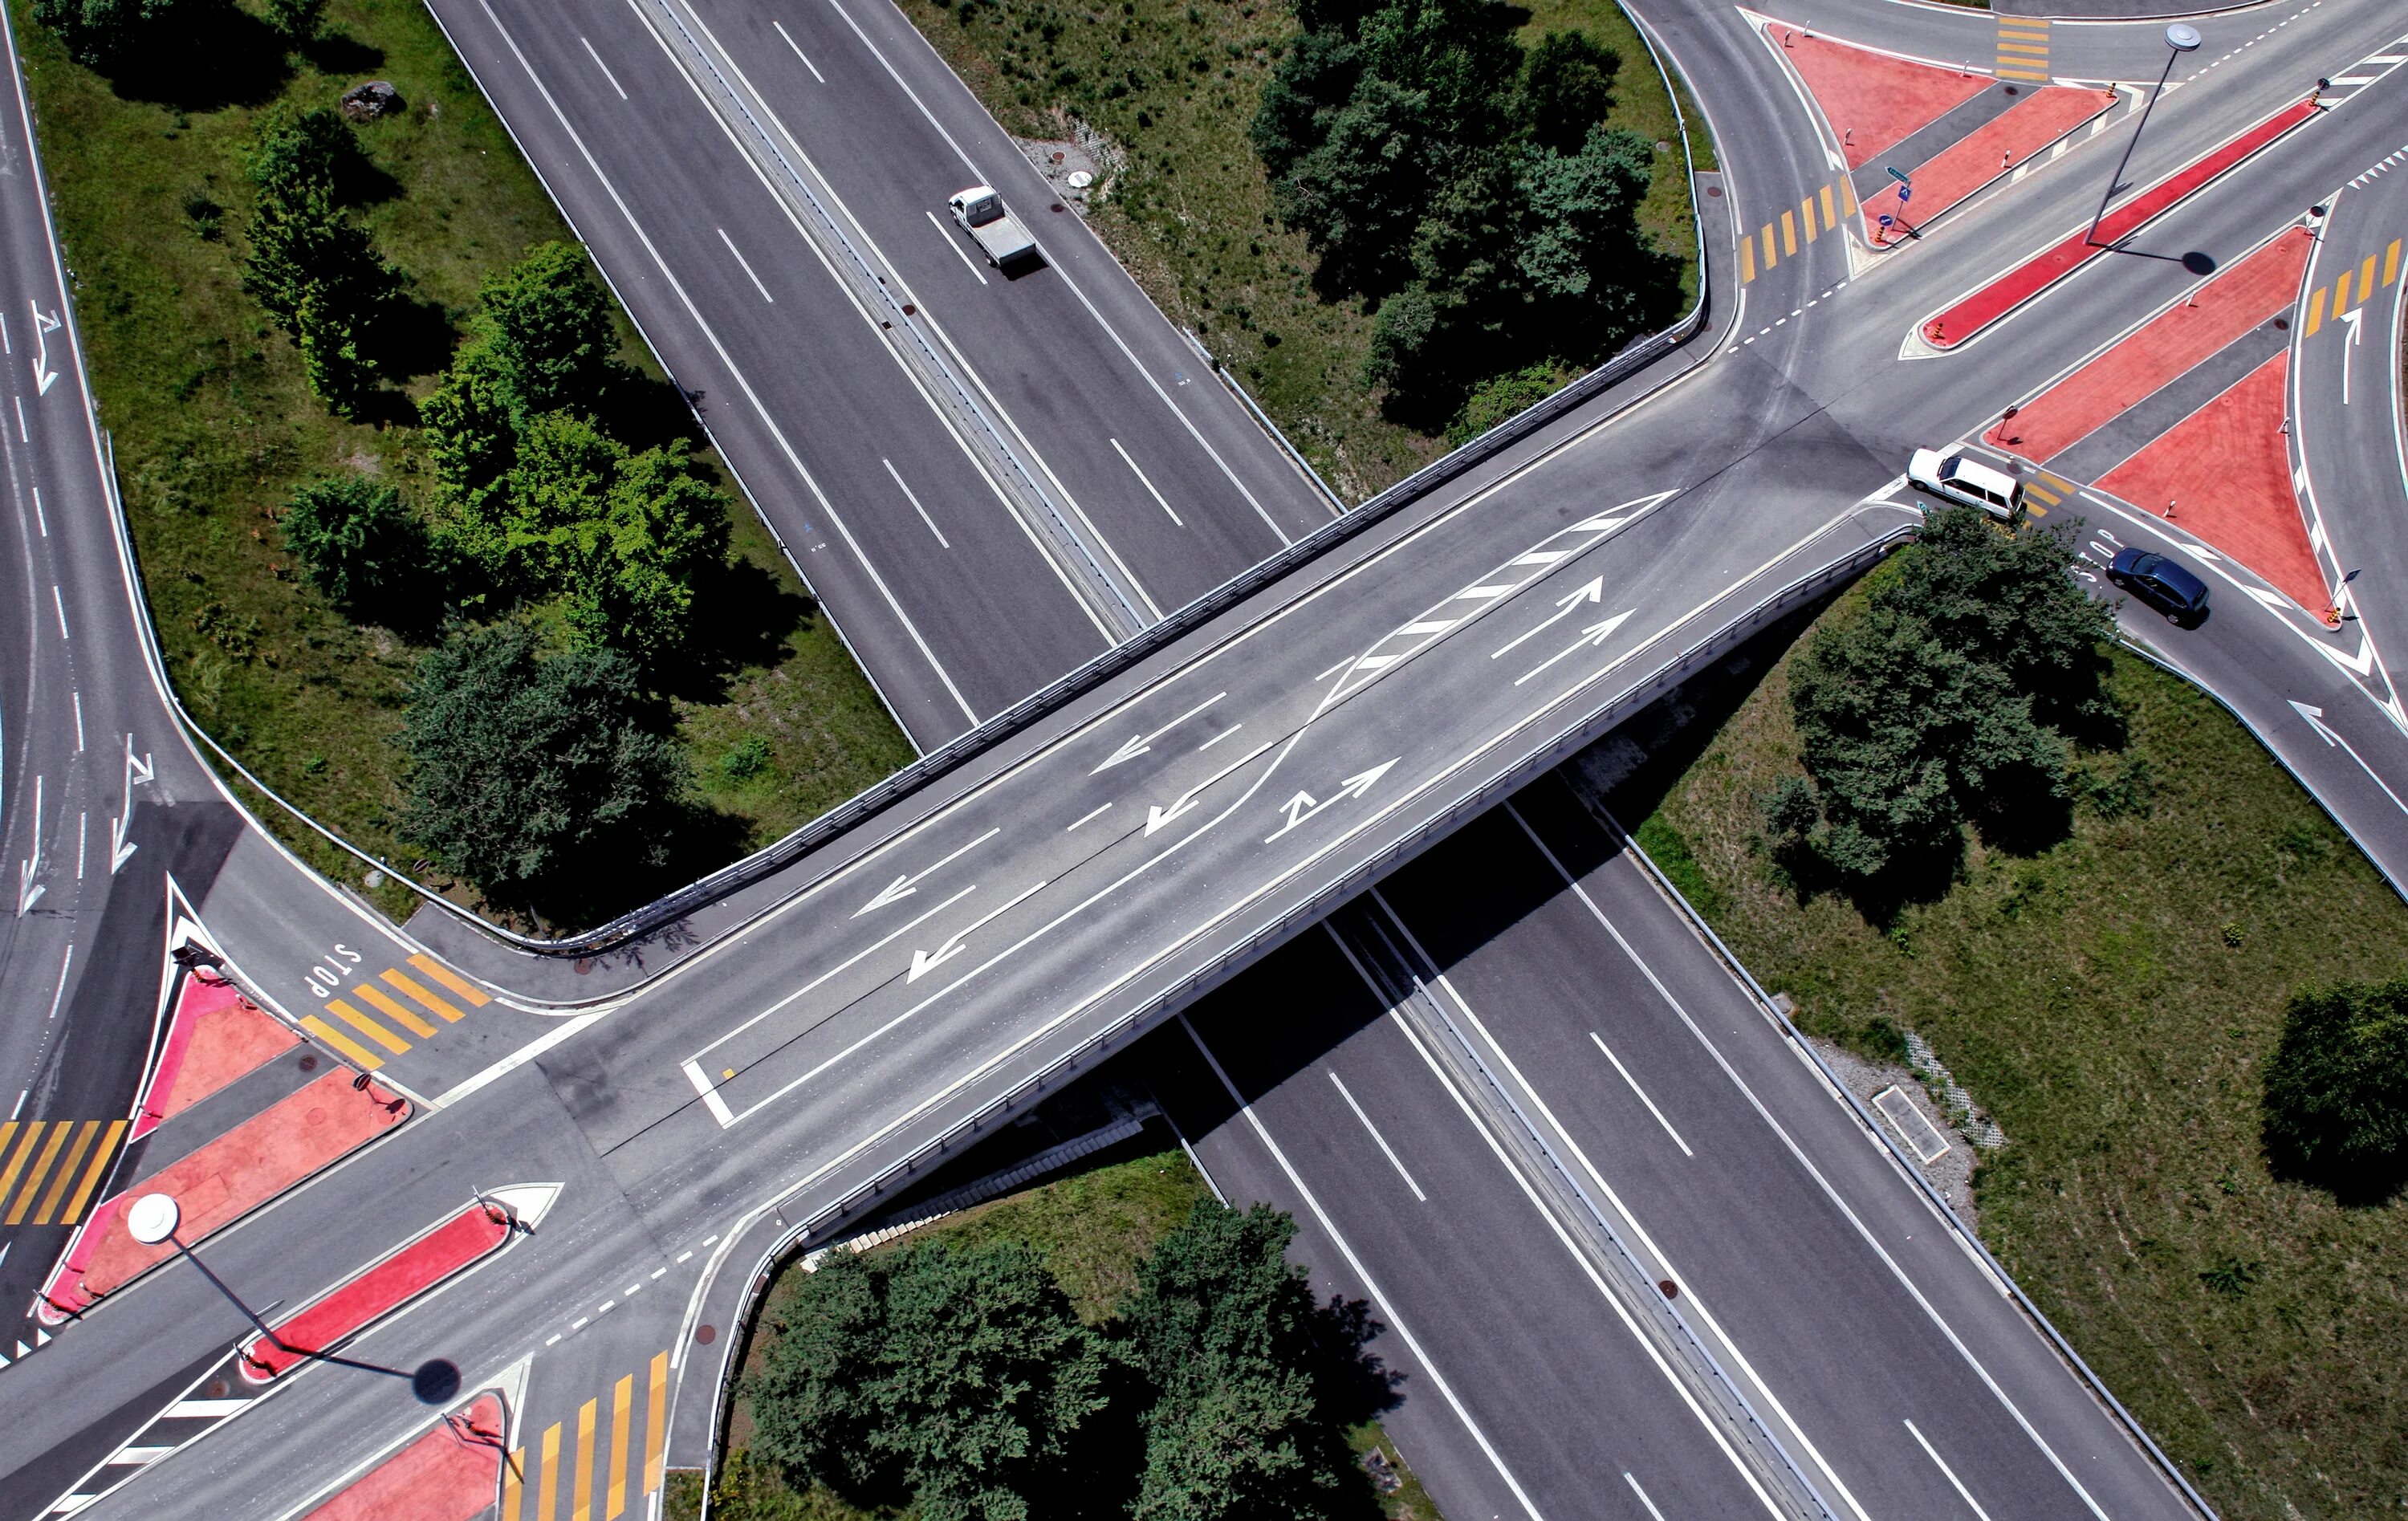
[674,1149,1442,1520]
[892,0,1702,502]
[1645,599,2408,1519]
[18,0,913,928]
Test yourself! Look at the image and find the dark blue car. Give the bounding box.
[2107,547,2210,624]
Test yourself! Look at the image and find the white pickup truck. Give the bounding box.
[947,185,1039,270]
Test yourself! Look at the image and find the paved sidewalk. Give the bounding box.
[300,1393,506,1521]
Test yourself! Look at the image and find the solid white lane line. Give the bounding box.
[74,811,83,880]
[1314,654,1352,682]
[1589,1031,1693,1157]
[1111,437,1182,526]
[885,458,950,547]
[1510,806,2115,1521]
[927,209,989,285]
[51,585,67,640]
[1180,1015,1548,1521]
[47,941,72,1020]
[580,36,630,99]
[12,396,22,441]
[681,1059,737,1125]
[1905,1421,1997,1521]
[468,0,978,725]
[717,227,775,303]
[1066,801,1112,831]
[71,690,82,750]
[1623,1473,1670,1521]
[1196,723,1242,751]
[1328,1071,1426,1201]
[772,20,827,82]
[31,486,43,536]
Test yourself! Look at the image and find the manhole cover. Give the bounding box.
[697,1324,717,1345]
[205,1379,229,1398]
[1658,1279,1678,1299]
[298,1054,319,1072]
[1705,185,1723,198]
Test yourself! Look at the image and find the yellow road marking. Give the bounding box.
[503,1449,524,1521]
[61,1120,126,1223]
[2333,270,2353,315]
[302,1015,384,1071]
[0,1124,43,1211]
[1820,183,1837,228]
[382,969,466,1023]
[573,1397,597,1521]
[1781,209,1796,255]
[645,1352,669,1493]
[31,1121,101,1225]
[539,1422,561,1521]
[2385,238,2401,287]
[325,998,410,1054]
[1996,40,2050,55]
[2304,291,2323,335]
[2026,482,2062,506]
[1761,222,1776,269]
[1996,67,2052,81]
[1800,195,1818,242]
[608,1375,634,1518]
[1740,235,1755,283]
[409,954,491,1006]
[352,983,437,1039]
[2039,470,2072,494]
[2360,254,2378,303]
[1841,177,1858,215]
[6,1124,72,1224]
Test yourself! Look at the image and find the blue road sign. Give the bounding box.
[1885,165,1913,186]
[1897,183,1913,203]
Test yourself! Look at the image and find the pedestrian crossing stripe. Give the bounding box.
[303,954,490,1072]
[1997,18,2049,83]
[502,1352,669,1521]
[2301,238,2403,340]
[1740,179,1853,284]
[0,1120,127,1227]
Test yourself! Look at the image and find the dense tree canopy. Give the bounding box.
[1252,0,1667,424]
[2262,976,2408,1201]
[32,0,185,66]
[281,475,421,616]
[1771,506,2115,888]
[397,623,687,901]
[240,108,398,413]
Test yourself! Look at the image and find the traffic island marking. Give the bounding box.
[299,1392,507,1521]
[1921,97,2321,350]
[1987,229,2314,462]
[138,973,298,1134]
[1861,85,2115,245]
[1760,21,1990,170]
[2097,351,2331,617]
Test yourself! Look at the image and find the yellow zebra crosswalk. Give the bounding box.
[503,1352,669,1521]
[1739,177,1856,283]
[0,1119,127,1227]
[300,954,490,1072]
[2022,470,2073,517]
[2301,238,2401,337]
[1997,18,2050,83]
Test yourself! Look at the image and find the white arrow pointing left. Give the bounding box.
[908,880,1047,982]
[853,827,999,917]
[30,303,58,396]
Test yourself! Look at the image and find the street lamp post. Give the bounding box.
[2086,23,2204,248]
[125,1193,460,1405]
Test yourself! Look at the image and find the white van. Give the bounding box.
[1907,447,2022,521]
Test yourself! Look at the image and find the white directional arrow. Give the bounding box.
[1091,691,1226,775]
[2339,306,2365,405]
[1511,610,1637,687]
[1143,737,1278,836]
[908,880,1046,982]
[1263,759,1399,843]
[29,303,58,396]
[1490,575,1605,660]
[2290,700,2408,816]
[110,734,152,875]
[852,826,999,917]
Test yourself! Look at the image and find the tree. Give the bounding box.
[1781,506,2106,885]
[746,1241,1109,1521]
[1250,29,1361,181]
[2262,977,2408,1200]
[1275,76,1431,293]
[477,242,618,417]
[419,340,520,565]
[264,0,327,39]
[397,623,685,901]
[282,475,421,613]
[241,109,398,414]
[1519,31,1619,153]
[31,0,184,66]
[1352,0,1523,148]
[1122,1203,1362,1521]
[563,439,730,669]
[1513,126,1651,307]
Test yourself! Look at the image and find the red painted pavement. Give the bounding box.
[2098,352,2329,616]
[1863,86,2115,241]
[1986,229,2312,462]
[1924,98,2321,349]
[302,1393,506,1521]
[1769,26,1987,169]
[138,975,298,1137]
[240,1202,511,1381]
[42,1070,409,1317]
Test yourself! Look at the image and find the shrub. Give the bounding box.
[2262,976,2408,1200]
[32,0,185,67]
[281,475,421,613]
